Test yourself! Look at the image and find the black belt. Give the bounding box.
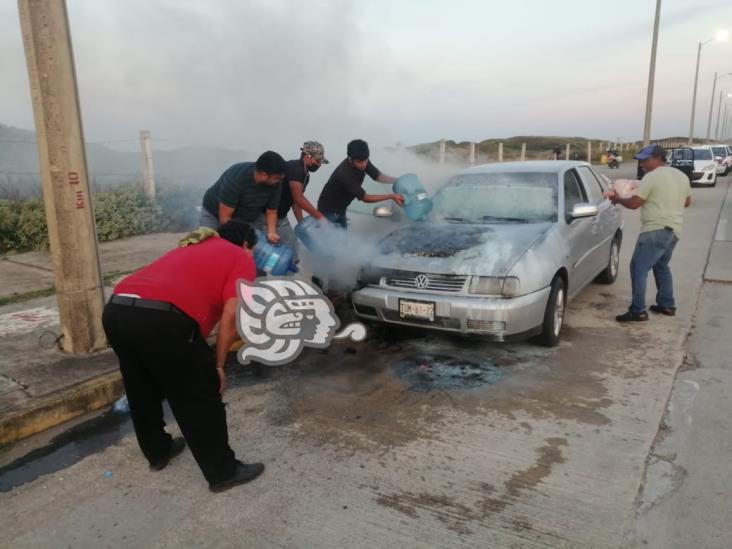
[110,295,185,316]
[663,226,673,232]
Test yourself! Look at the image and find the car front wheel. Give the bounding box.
[538,276,566,347]
[596,236,620,284]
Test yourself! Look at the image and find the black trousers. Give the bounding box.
[102,302,236,484]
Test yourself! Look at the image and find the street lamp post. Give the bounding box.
[688,30,729,144]
[642,0,662,146]
[707,72,732,140]
[718,93,732,140]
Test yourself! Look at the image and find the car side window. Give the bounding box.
[576,166,604,203]
[563,170,586,222]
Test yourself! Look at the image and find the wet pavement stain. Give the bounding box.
[504,437,568,497]
[392,354,502,392]
[0,409,133,492]
[374,491,478,535]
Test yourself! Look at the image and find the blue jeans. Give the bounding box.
[629,229,679,314]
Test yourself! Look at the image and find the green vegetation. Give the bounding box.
[0,184,199,254]
[0,286,55,307]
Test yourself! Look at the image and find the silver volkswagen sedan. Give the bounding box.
[351,161,623,346]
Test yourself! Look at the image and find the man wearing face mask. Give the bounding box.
[199,151,286,244]
[317,139,404,229]
[267,141,329,261]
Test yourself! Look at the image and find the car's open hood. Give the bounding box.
[371,222,552,276]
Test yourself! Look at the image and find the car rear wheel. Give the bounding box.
[596,236,620,284]
[538,277,566,347]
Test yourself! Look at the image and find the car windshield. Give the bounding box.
[692,149,713,160]
[432,172,558,223]
[712,147,727,157]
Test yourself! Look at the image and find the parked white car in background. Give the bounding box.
[686,146,717,186]
[711,144,731,176]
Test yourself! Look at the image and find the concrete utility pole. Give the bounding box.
[715,91,728,140]
[587,142,592,164]
[498,143,503,162]
[139,130,156,199]
[18,0,106,354]
[468,142,475,166]
[520,143,526,161]
[565,143,570,160]
[439,139,446,164]
[642,0,662,146]
[688,40,704,144]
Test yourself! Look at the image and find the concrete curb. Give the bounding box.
[0,371,124,445]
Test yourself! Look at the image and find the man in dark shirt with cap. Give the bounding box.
[200,151,287,243]
[270,141,329,259]
[317,139,404,229]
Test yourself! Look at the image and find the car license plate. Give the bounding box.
[399,299,435,322]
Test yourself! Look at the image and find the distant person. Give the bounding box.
[102,220,265,492]
[267,141,329,260]
[317,139,404,229]
[199,151,287,244]
[552,145,562,160]
[603,145,691,322]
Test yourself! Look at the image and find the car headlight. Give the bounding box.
[469,276,520,297]
[703,164,716,172]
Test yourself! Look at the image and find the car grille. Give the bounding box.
[382,310,461,329]
[692,172,703,179]
[384,271,468,293]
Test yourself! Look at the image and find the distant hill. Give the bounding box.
[0,123,253,198]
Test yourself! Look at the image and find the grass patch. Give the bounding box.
[0,270,135,307]
[0,287,55,307]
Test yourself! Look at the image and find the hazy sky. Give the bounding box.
[2,0,732,154]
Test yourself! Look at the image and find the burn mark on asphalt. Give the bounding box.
[391,355,502,392]
[264,325,643,452]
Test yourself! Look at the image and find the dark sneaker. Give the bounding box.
[649,305,676,316]
[209,461,265,493]
[615,310,649,322]
[149,437,186,471]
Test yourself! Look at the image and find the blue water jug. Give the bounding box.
[393,173,433,221]
[253,230,297,275]
[294,216,339,258]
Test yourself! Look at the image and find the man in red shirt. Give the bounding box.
[102,220,264,493]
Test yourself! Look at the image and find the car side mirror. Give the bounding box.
[567,203,599,222]
[373,206,394,218]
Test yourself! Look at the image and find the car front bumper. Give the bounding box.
[352,285,551,341]
[691,170,716,184]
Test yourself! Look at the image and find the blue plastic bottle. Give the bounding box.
[393,173,433,221]
[253,230,297,275]
[294,216,338,258]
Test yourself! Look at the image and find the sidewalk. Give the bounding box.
[625,180,732,547]
[0,232,185,444]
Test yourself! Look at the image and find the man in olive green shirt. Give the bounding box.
[604,145,691,322]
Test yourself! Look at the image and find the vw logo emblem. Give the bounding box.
[414,274,430,289]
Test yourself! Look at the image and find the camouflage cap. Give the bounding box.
[301,141,329,164]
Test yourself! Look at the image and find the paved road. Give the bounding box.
[1,164,730,548]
